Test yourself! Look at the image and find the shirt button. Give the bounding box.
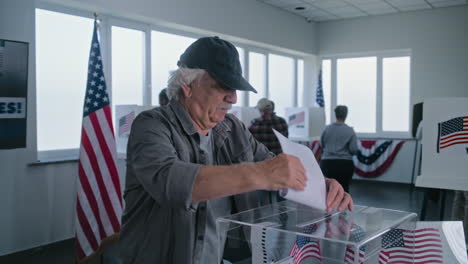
[198,235,204,240]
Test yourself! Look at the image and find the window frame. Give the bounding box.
[35,3,309,161]
[321,50,412,139]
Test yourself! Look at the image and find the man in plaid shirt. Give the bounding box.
[249,98,289,155]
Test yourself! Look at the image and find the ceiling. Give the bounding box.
[257,0,468,22]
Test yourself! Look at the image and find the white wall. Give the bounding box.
[0,0,318,256]
[318,6,468,104]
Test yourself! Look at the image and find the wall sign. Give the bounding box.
[0,39,29,149]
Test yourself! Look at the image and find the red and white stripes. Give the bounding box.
[76,106,122,260]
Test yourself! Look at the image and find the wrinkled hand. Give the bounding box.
[325,178,353,213]
[259,153,307,191]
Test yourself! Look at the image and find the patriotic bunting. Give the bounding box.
[353,140,405,178]
[304,139,405,178]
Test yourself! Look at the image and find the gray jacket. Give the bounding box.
[119,100,274,264]
[320,123,358,160]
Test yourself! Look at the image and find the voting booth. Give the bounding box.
[115,104,152,155]
[228,106,261,127]
[218,201,418,264]
[286,107,325,141]
[415,97,468,191]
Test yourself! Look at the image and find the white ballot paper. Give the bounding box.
[273,130,327,210]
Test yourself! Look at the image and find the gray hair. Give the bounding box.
[334,105,348,120]
[167,67,206,101]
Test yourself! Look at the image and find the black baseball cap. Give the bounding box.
[177,36,257,93]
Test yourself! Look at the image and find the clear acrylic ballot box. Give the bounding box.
[217,201,417,264]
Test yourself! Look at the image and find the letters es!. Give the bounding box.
[0,102,23,114]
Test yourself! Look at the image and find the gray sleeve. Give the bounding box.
[348,129,359,155]
[320,128,326,149]
[126,113,201,210]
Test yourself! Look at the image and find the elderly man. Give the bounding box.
[119,36,353,264]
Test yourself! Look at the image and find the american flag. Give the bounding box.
[289,224,322,264]
[437,116,468,152]
[344,224,366,264]
[378,228,443,264]
[118,111,135,136]
[75,20,122,261]
[310,140,321,161]
[288,111,305,126]
[315,69,324,108]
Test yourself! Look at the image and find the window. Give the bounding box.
[36,9,93,154]
[337,57,377,133]
[322,52,411,136]
[248,52,266,107]
[382,57,410,132]
[151,31,195,105]
[36,8,308,159]
[111,26,145,113]
[268,54,294,118]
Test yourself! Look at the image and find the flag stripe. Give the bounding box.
[344,247,365,264]
[79,143,114,235]
[440,132,468,143]
[289,244,298,256]
[103,106,115,137]
[76,200,99,250]
[407,228,439,233]
[76,222,93,258]
[97,109,118,169]
[404,238,442,243]
[294,242,321,264]
[81,126,120,233]
[78,162,106,240]
[77,185,104,244]
[89,112,122,205]
[440,140,468,149]
[84,116,122,227]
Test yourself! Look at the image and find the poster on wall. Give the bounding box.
[416,97,468,191]
[0,39,29,149]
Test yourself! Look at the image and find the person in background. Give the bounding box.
[320,105,358,192]
[159,88,169,106]
[119,36,353,264]
[249,98,288,155]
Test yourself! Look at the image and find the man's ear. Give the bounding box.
[180,82,192,98]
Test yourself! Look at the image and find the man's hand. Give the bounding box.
[258,153,307,191]
[325,178,353,213]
